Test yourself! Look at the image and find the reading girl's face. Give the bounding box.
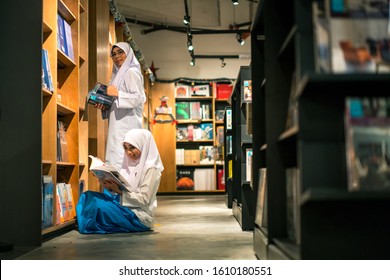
[123,143,141,161]
[110,46,127,67]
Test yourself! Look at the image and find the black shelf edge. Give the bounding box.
[298,73,390,97]
[301,188,390,205]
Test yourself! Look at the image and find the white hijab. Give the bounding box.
[109,42,143,89]
[119,129,164,191]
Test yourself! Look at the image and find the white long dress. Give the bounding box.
[104,42,146,170]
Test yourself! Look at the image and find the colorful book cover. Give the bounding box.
[175,84,190,97]
[87,82,114,108]
[199,123,213,140]
[176,169,195,190]
[57,14,67,54]
[175,102,190,120]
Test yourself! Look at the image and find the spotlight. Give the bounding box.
[187,41,194,51]
[236,33,245,45]
[183,15,190,25]
[220,58,226,68]
[232,0,239,5]
[190,57,195,66]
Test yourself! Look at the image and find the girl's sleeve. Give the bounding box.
[121,168,159,208]
[116,69,145,108]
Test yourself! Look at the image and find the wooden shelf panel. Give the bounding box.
[58,0,76,23]
[57,102,76,115]
[57,49,76,68]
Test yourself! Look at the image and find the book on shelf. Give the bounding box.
[57,121,69,162]
[286,168,301,245]
[176,148,185,165]
[216,126,224,146]
[190,102,202,120]
[42,175,54,229]
[199,146,214,164]
[215,110,225,122]
[56,182,71,223]
[246,149,253,182]
[175,84,190,97]
[312,1,331,73]
[87,82,114,109]
[176,168,195,190]
[194,168,215,190]
[243,80,252,102]
[41,49,54,92]
[175,101,191,120]
[88,155,130,192]
[201,103,211,119]
[255,168,267,227]
[63,19,74,60]
[226,135,233,155]
[199,123,213,140]
[285,71,299,129]
[57,14,67,54]
[191,84,210,96]
[217,169,225,190]
[176,125,188,140]
[246,103,253,134]
[184,149,200,165]
[345,97,390,192]
[226,108,232,129]
[323,0,390,73]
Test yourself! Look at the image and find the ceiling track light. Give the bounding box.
[236,33,245,45]
[220,58,226,68]
[187,41,194,51]
[183,15,190,25]
[190,56,195,66]
[232,0,239,5]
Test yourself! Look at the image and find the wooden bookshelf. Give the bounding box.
[148,81,231,193]
[41,0,88,234]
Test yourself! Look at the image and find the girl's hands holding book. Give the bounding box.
[100,178,123,195]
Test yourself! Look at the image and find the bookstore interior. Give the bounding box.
[1,0,390,260]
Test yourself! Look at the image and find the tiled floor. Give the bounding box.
[12,195,257,260]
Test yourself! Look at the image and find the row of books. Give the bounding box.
[176,147,214,165]
[57,14,74,61]
[176,123,213,141]
[176,168,224,191]
[176,101,211,120]
[42,176,77,228]
[175,83,233,99]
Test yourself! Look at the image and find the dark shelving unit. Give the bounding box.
[250,0,390,259]
[230,66,254,231]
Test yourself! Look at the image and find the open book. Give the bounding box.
[88,155,130,192]
[86,82,114,108]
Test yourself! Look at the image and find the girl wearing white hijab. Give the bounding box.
[102,42,146,170]
[76,129,164,234]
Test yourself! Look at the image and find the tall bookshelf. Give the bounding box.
[251,0,390,259]
[230,66,254,231]
[42,0,88,236]
[151,81,232,193]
